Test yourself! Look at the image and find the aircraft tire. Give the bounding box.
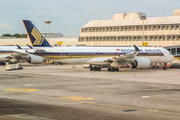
[90,67,94,71]
[111,68,115,72]
[94,67,97,71]
[163,67,167,70]
[108,67,118,72]
[156,66,159,69]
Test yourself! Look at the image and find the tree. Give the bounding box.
[18,34,27,38]
[1,33,13,37]
[13,33,21,38]
[1,33,27,38]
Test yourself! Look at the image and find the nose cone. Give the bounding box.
[170,55,175,62]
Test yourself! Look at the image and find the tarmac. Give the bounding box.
[0,63,180,120]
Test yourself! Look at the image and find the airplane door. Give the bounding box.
[97,50,100,56]
[163,50,168,57]
[61,50,65,57]
[158,50,167,62]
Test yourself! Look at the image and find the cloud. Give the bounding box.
[0,22,14,29]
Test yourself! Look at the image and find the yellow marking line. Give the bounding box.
[59,96,180,115]
[84,102,180,116]
[3,88,38,91]
[60,97,94,101]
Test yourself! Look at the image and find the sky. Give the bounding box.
[0,0,180,37]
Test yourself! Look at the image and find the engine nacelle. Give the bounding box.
[28,55,43,64]
[132,58,151,69]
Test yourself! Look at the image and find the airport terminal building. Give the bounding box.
[78,9,180,47]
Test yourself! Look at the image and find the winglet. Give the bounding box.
[27,44,33,49]
[133,45,140,52]
[16,44,22,49]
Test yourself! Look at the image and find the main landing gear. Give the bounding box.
[108,67,119,72]
[152,63,160,69]
[152,66,159,69]
[90,66,119,72]
[90,66,101,71]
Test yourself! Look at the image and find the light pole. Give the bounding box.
[140,14,146,45]
[44,21,52,42]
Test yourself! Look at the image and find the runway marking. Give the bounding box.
[46,85,163,98]
[86,102,180,115]
[59,97,94,101]
[134,93,180,115]
[134,97,154,110]
[142,96,150,98]
[3,88,38,91]
[24,84,32,86]
[63,103,80,104]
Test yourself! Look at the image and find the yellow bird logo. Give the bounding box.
[31,27,44,45]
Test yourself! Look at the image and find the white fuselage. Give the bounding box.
[32,46,174,65]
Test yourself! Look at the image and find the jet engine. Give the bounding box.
[132,58,151,69]
[28,55,43,64]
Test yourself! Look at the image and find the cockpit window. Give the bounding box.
[167,49,170,52]
[163,49,171,56]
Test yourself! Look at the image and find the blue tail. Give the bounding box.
[22,20,51,47]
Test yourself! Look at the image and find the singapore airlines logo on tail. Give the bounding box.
[31,27,44,45]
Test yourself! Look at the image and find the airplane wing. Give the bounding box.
[9,48,44,64]
[33,49,46,53]
[0,50,29,63]
[11,45,30,57]
[25,48,46,54]
[8,49,29,62]
[0,45,43,64]
[87,45,140,66]
[2,45,29,63]
[112,45,140,62]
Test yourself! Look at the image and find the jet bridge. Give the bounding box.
[164,45,180,60]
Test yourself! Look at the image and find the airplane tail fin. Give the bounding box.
[16,44,22,49]
[27,44,33,49]
[22,20,51,47]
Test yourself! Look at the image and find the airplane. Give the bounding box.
[21,20,174,71]
[0,45,43,65]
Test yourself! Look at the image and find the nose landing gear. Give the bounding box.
[163,63,167,70]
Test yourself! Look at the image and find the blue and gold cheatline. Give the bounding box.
[33,52,164,59]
